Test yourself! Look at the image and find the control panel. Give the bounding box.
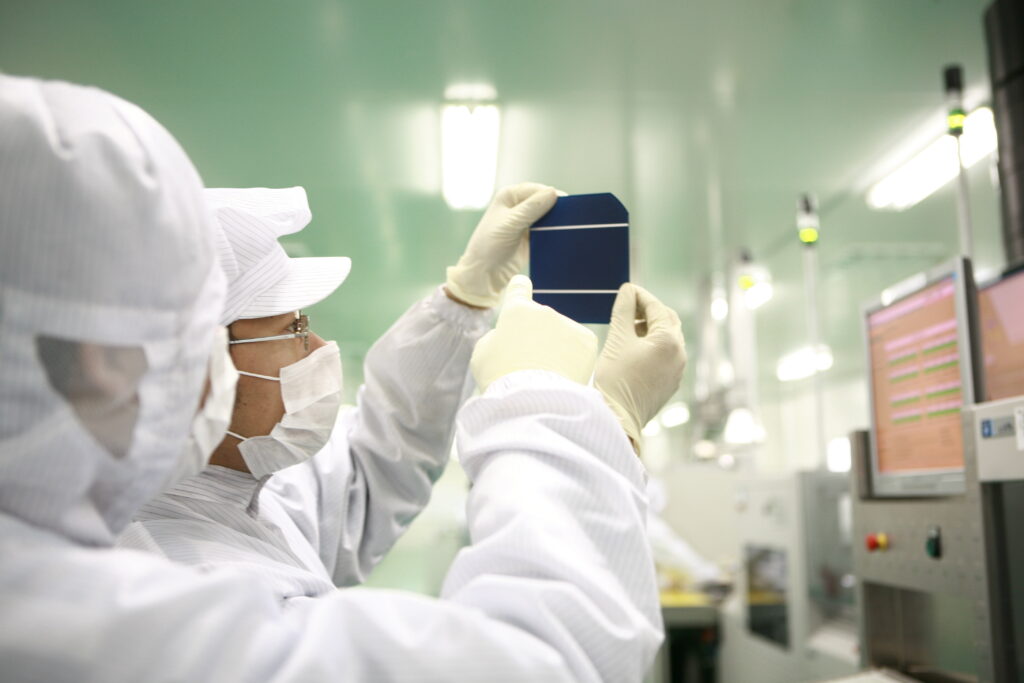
[849,425,1009,681]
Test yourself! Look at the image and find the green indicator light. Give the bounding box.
[738,274,755,290]
[947,109,965,133]
[799,227,819,244]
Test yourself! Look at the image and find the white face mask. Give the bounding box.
[227,341,343,478]
[166,327,239,488]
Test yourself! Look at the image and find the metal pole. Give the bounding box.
[954,137,974,261]
[945,65,974,260]
[804,245,826,468]
[798,195,827,468]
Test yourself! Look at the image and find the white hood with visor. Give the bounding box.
[0,75,224,546]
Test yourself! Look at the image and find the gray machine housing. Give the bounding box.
[850,416,1020,682]
[719,472,859,683]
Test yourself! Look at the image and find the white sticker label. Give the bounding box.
[1015,406,1024,452]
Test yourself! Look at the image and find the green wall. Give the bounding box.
[1,0,1002,416]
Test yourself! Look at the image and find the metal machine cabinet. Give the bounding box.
[719,473,859,683]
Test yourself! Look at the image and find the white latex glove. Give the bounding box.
[594,283,687,453]
[445,182,558,308]
[470,275,598,391]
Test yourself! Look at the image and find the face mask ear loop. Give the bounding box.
[227,371,279,444]
[237,370,280,382]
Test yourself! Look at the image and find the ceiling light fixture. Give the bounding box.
[866,107,997,211]
[442,99,500,210]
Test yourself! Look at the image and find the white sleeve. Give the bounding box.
[2,369,661,683]
[441,370,664,683]
[269,286,491,586]
[1,524,575,683]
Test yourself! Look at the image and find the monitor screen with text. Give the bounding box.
[980,270,1024,401]
[868,276,965,474]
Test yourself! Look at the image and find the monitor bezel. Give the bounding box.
[862,257,982,498]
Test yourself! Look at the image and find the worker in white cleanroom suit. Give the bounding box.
[119,182,558,593]
[0,74,685,683]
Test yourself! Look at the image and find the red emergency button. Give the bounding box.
[865,533,890,552]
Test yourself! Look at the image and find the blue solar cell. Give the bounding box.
[529,193,630,324]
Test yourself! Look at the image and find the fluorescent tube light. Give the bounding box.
[776,344,833,382]
[867,107,997,211]
[442,103,500,210]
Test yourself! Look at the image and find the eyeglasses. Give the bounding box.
[228,312,310,351]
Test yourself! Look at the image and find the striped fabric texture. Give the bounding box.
[2,368,662,682]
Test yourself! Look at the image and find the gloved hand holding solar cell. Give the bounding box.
[595,283,687,454]
[445,182,558,308]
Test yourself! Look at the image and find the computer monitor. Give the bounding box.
[864,258,980,497]
[979,267,1024,401]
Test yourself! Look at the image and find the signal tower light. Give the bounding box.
[944,65,965,137]
[797,194,820,246]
